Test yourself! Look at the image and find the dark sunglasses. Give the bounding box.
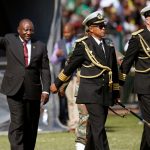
[98,23,107,29]
[91,23,107,29]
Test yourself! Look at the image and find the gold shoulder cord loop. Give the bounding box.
[135,34,150,73]
[138,34,150,58]
[82,41,111,70]
[81,41,112,88]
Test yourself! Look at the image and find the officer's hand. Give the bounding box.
[115,98,121,104]
[58,86,65,97]
[50,83,58,93]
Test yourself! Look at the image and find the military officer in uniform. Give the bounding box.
[51,11,120,150]
[119,5,150,150]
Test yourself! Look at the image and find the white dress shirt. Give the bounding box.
[19,36,31,65]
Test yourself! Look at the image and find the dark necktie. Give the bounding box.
[23,41,28,67]
[99,42,106,59]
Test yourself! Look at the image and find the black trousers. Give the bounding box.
[7,95,40,150]
[85,103,110,150]
[138,94,150,150]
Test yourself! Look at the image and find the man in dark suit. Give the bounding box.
[50,11,120,150]
[0,18,51,150]
[119,5,150,150]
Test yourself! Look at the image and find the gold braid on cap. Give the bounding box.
[81,41,113,88]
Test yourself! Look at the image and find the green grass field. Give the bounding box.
[0,114,143,150]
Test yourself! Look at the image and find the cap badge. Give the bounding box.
[97,14,102,19]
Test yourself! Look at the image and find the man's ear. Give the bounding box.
[17,27,20,34]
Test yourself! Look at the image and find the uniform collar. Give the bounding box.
[92,36,103,45]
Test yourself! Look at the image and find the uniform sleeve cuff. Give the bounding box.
[58,69,70,81]
[119,72,127,81]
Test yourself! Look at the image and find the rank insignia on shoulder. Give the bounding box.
[75,36,88,43]
[132,29,144,36]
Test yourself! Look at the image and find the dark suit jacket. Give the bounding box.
[0,33,51,100]
[55,36,119,106]
[120,28,150,94]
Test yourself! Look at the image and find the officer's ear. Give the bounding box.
[88,26,93,33]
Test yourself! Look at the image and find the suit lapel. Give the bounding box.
[30,42,36,64]
[102,39,110,65]
[14,37,25,66]
[97,41,106,62]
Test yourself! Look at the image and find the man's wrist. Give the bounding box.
[42,91,49,95]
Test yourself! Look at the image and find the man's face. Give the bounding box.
[89,23,106,39]
[63,24,75,41]
[146,16,150,25]
[18,20,34,42]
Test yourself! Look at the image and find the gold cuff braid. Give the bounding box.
[58,70,70,81]
[119,72,126,81]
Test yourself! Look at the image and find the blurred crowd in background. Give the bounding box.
[61,0,150,53]
[0,0,148,132]
[48,0,150,129]
[58,0,150,105]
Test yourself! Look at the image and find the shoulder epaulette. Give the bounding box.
[75,36,88,43]
[132,29,144,36]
